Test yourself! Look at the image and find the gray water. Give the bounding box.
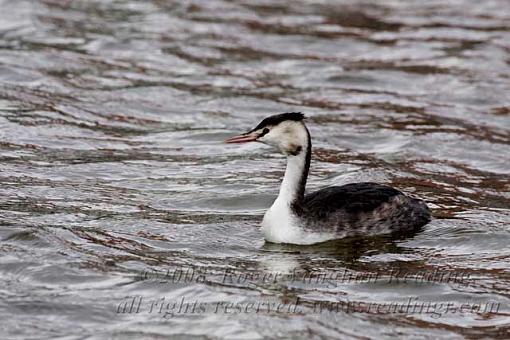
[1,0,510,339]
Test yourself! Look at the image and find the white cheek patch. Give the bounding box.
[257,129,279,148]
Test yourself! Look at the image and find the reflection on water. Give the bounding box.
[1,0,509,338]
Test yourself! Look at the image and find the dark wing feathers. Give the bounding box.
[304,182,403,216]
[301,182,430,233]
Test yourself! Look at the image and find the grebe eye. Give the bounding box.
[263,128,269,134]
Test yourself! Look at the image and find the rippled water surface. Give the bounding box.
[1,0,510,338]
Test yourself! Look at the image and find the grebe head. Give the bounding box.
[225,112,308,156]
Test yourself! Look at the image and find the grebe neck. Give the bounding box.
[277,128,311,208]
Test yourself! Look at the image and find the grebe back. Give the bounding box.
[225,112,431,245]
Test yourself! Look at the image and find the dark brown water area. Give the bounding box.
[1,0,509,338]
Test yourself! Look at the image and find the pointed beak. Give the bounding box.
[224,132,259,144]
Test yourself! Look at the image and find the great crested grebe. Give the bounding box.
[225,112,431,245]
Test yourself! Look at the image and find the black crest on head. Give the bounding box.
[251,112,305,131]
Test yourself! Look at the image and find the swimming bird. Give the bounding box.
[225,112,431,245]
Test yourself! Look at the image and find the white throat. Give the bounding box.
[277,151,307,205]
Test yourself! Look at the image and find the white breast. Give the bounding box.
[261,198,337,245]
[261,198,300,244]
